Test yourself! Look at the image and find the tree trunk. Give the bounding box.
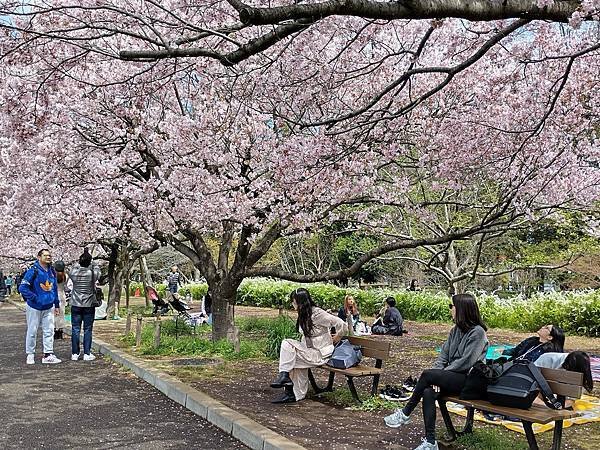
[139,256,152,307]
[106,246,132,319]
[210,281,239,343]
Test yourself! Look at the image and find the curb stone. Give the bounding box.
[7,300,306,450]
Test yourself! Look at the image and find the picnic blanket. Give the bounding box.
[590,355,600,382]
[443,394,600,434]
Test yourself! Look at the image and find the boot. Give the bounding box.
[54,329,63,340]
[270,371,293,388]
[271,386,296,404]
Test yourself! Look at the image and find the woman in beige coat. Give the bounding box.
[270,288,348,403]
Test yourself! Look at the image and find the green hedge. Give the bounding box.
[127,278,600,336]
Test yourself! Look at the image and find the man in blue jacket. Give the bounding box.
[19,249,61,364]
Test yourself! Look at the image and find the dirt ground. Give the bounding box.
[87,300,600,450]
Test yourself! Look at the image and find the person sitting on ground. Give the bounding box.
[270,288,347,404]
[372,297,403,336]
[383,293,489,450]
[338,295,360,330]
[501,324,565,363]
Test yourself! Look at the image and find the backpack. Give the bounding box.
[327,339,362,369]
[486,360,563,410]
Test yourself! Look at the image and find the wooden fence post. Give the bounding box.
[153,316,161,348]
[125,310,132,334]
[135,315,143,346]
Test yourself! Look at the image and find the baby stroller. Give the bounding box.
[147,286,171,316]
[165,291,194,337]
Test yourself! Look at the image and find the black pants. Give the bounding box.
[402,369,467,443]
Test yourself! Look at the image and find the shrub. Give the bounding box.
[265,315,300,359]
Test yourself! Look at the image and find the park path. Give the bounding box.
[0,302,247,450]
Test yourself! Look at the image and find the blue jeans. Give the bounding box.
[71,306,95,355]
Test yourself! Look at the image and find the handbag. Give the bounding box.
[327,339,362,369]
[89,268,103,308]
[487,360,563,410]
[460,359,511,400]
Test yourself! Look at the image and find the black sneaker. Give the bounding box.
[383,386,411,401]
[402,376,417,392]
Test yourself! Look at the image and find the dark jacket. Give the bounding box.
[383,306,403,335]
[432,325,488,373]
[18,261,59,311]
[502,336,548,362]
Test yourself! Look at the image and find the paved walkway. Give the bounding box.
[0,302,247,449]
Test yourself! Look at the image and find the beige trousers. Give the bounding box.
[278,338,329,401]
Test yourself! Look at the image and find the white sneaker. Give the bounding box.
[71,354,79,361]
[414,438,438,450]
[83,353,96,361]
[41,354,62,364]
[384,408,410,428]
[26,354,35,365]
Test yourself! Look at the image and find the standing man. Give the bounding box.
[19,249,61,364]
[167,265,181,294]
[5,274,13,295]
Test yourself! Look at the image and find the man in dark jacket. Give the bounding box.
[372,297,404,336]
[19,249,61,364]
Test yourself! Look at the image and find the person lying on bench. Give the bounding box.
[500,324,565,363]
[383,293,488,450]
[270,288,347,404]
[533,350,594,407]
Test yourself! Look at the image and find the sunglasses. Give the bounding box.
[448,303,455,309]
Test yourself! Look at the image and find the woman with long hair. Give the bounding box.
[502,324,565,362]
[535,351,594,394]
[384,293,489,450]
[337,295,360,330]
[270,288,348,403]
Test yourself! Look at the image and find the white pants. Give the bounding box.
[55,300,66,330]
[278,339,329,401]
[25,304,55,354]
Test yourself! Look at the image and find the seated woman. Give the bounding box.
[372,297,403,336]
[338,295,360,331]
[384,293,488,450]
[270,288,347,404]
[535,351,594,395]
[501,324,565,362]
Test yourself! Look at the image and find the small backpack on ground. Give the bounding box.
[327,339,362,369]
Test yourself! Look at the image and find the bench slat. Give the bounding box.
[442,395,581,424]
[546,380,583,399]
[346,336,391,360]
[540,367,583,385]
[315,364,384,377]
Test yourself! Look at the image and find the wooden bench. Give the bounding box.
[438,367,584,450]
[307,336,391,403]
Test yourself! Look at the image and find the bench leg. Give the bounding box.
[551,420,563,450]
[346,376,360,403]
[371,359,383,396]
[308,369,335,395]
[522,421,539,450]
[438,399,457,441]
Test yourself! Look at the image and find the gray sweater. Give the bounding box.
[432,325,488,373]
[68,263,101,308]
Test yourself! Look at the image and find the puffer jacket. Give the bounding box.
[68,263,101,307]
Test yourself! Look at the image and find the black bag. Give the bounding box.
[487,360,563,410]
[327,339,362,369]
[460,360,510,400]
[89,268,103,308]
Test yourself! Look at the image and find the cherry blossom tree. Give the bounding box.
[1,2,600,341]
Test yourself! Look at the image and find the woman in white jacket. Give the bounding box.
[270,288,347,403]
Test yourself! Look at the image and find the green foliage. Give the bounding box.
[127,278,600,336]
[456,428,529,450]
[122,320,266,360]
[265,316,300,359]
[350,395,399,412]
